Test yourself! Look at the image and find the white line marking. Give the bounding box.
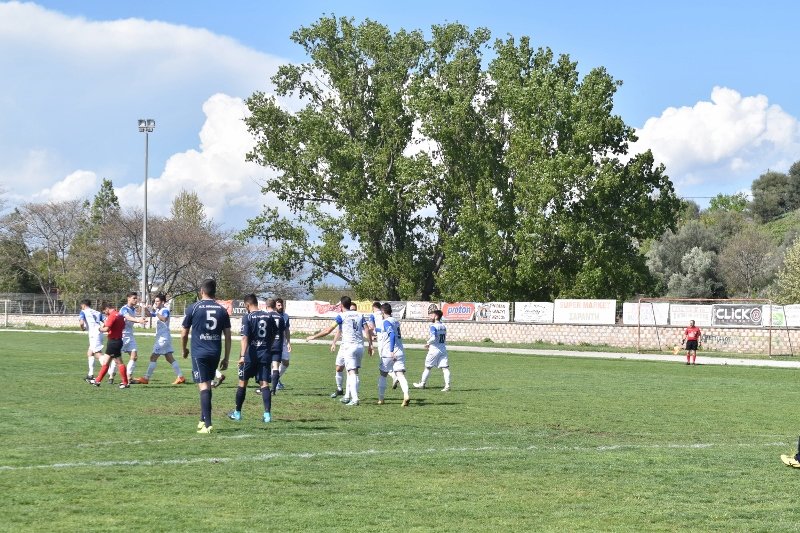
[0,441,788,472]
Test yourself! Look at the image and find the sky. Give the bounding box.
[1,0,798,230]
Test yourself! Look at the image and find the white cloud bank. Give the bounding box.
[630,87,800,195]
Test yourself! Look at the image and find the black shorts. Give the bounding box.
[191,355,221,383]
[270,350,283,364]
[238,360,271,383]
[685,340,698,351]
[106,338,123,358]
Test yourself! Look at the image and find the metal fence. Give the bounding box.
[0,293,195,316]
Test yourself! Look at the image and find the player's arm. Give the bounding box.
[363,323,374,356]
[181,327,190,358]
[285,324,292,353]
[220,327,231,371]
[329,327,341,353]
[387,323,398,357]
[157,309,169,322]
[306,322,337,341]
[426,325,436,347]
[240,333,249,364]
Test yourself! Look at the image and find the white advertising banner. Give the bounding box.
[554,299,616,325]
[475,302,511,322]
[286,300,342,318]
[669,304,712,327]
[765,304,800,327]
[513,302,554,323]
[622,302,671,325]
[405,301,438,320]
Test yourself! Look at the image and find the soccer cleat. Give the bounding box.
[255,387,262,395]
[276,382,285,391]
[133,376,149,384]
[263,412,272,424]
[340,396,351,404]
[441,386,450,392]
[227,410,242,421]
[108,377,115,385]
[376,400,384,405]
[197,425,213,434]
[172,376,186,385]
[197,420,206,430]
[413,382,425,389]
[85,375,94,384]
[345,399,359,406]
[211,374,226,388]
[401,398,410,407]
[781,454,800,468]
[89,379,100,387]
[330,389,344,398]
[119,383,130,389]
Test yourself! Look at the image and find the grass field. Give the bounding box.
[3,330,800,532]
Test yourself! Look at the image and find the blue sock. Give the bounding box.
[235,386,246,411]
[262,383,272,413]
[200,389,212,427]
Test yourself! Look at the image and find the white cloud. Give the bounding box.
[30,169,98,203]
[630,87,800,196]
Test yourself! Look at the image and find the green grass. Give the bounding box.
[3,331,800,532]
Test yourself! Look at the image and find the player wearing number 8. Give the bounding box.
[181,279,232,434]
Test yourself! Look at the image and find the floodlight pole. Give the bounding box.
[138,119,155,305]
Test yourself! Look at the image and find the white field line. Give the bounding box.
[5,330,800,368]
[0,441,789,472]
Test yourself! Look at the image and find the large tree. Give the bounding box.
[243,17,681,301]
[750,163,800,222]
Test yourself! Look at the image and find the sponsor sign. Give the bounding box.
[785,305,800,327]
[405,301,440,320]
[669,304,712,327]
[386,301,407,319]
[766,304,800,327]
[553,299,616,325]
[513,302,554,323]
[622,302,670,325]
[285,300,343,318]
[441,302,476,321]
[711,304,763,327]
[475,302,511,322]
[315,301,343,317]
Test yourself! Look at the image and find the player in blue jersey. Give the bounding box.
[181,279,232,434]
[133,293,185,385]
[369,301,397,389]
[119,291,147,381]
[262,298,286,395]
[274,298,292,391]
[228,294,278,423]
[377,302,410,407]
[413,309,450,391]
[79,299,107,382]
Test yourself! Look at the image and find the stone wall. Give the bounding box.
[6,313,800,355]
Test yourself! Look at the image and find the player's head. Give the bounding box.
[80,298,91,309]
[200,279,216,299]
[381,302,392,317]
[154,293,167,308]
[430,309,442,322]
[244,293,259,311]
[372,301,381,311]
[126,291,138,304]
[101,301,114,312]
[275,298,285,313]
[350,302,358,311]
[265,297,276,310]
[689,320,695,327]
[340,296,352,311]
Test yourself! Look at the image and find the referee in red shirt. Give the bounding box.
[89,302,131,387]
[683,320,702,365]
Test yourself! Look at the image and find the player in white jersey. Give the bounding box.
[376,302,410,407]
[275,298,292,391]
[79,299,109,382]
[133,293,185,385]
[413,309,450,391]
[368,301,397,389]
[119,291,147,380]
[308,297,373,401]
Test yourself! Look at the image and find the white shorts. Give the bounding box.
[336,344,363,371]
[122,335,137,353]
[425,348,448,369]
[379,349,405,373]
[152,335,174,355]
[88,334,104,354]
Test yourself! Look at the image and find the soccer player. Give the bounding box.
[377,302,410,406]
[263,298,287,395]
[79,299,106,382]
[413,309,450,391]
[228,294,278,423]
[133,293,185,385]
[181,279,232,434]
[323,297,373,405]
[274,298,292,391]
[89,301,130,388]
[683,319,702,365]
[120,291,147,380]
[307,297,355,399]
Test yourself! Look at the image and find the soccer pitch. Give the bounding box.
[3,331,800,532]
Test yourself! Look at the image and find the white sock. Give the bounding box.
[145,361,157,379]
[335,372,343,390]
[127,359,136,376]
[279,363,287,377]
[215,369,223,379]
[343,374,350,399]
[397,373,409,396]
[171,360,183,377]
[442,367,451,387]
[353,374,360,401]
[109,359,117,377]
[88,356,95,375]
[377,375,386,400]
[420,368,431,385]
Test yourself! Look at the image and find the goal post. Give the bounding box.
[634,297,778,357]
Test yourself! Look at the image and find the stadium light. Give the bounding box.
[138,119,155,305]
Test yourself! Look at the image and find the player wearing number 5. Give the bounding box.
[413,309,450,391]
[181,279,232,434]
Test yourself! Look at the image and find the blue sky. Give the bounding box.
[1,0,798,228]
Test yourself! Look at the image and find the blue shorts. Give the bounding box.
[191,355,220,383]
[238,360,271,383]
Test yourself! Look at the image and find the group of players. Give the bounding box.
[78,283,450,433]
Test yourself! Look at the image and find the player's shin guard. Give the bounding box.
[95,363,110,383]
[335,371,343,390]
[88,355,95,375]
[235,386,246,412]
[262,384,272,413]
[171,360,183,376]
[200,389,212,428]
[420,368,431,386]
[353,374,360,401]
[127,359,136,377]
[377,374,387,400]
[108,359,117,378]
[442,367,451,388]
[118,365,129,386]
[396,373,409,396]
[146,361,157,379]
